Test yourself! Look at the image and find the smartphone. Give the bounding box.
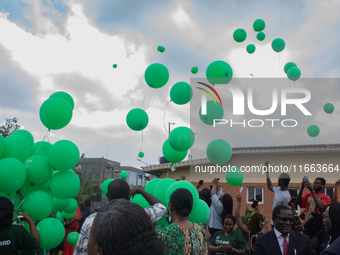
[294,215,302,225]
[198,180,204,185]
[17,215,24,219]
[303,176,308,182]
[251,200,259,208]
[239,186,243,193]
[217,178,220,181]
[289,197,296,205]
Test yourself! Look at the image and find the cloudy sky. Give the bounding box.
[0,0,339,168]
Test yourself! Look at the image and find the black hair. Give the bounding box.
[92,199,164,255]
[328,203,340,244]
[199,188,211,207]
[169,188,193,217]
[279,173,291,186]
[221,194,233,224]
[315,177,326,186]
[249,213,264,253]
[84,198,91,207]
[107,179,130,201]
[272,204,291,220]
[303,213,324,239]
[0,197,14,229]
[224,214,236,224]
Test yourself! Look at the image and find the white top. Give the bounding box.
[274,227,290,255]
[271,187,291,224]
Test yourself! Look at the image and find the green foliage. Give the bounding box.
[235,207,267,234]
[74,178,102,204]
[0,118,21,138]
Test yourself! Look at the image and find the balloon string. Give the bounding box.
[162,100,172,134]
[43,129,50,142]
[278,53,281,68]
[254,31,256,45]
[141,87,151,105]
[194,121,204,135]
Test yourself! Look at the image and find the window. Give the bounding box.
[324,187,334,200]
[247,187,263,203]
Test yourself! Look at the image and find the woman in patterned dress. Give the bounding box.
[157,188,208,255]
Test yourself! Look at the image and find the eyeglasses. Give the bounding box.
[276,217,294,223]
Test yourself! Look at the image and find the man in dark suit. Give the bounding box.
[254,204,314,255]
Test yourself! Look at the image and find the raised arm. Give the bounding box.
[130,188,161,205]
[20,212,40,248]
[235,194,249,238]
[296,179,305,206]
[305,182,326,212]
[265,161,273,192]
[211,178,219,196]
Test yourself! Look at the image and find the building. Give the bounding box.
[121,166,157,187]
[142,143,340,224]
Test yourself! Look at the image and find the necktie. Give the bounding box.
[282,234,288,255]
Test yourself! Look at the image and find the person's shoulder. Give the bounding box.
[273,187,280,192]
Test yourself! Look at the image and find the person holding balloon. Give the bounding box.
[0,196,40,254]
[156,188,208,254]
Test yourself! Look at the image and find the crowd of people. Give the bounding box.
[1,174,340,255]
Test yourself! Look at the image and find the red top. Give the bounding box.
[300,192,331,219]
[67,207,82,231]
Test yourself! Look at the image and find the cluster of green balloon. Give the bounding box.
[126,108,149,131]
[67,232,80,245]
[144,63,169,89]
[165,181,199,209]
[138,151,144,158]
[169,127,195,152]
[21,190,54,221]
[157,46,165,53]
[307,125,320,137]
[120,171,128,179]
[324,103,334,114]
[191,66,198,74]
[162,139,187,163]
[225,168,243,186]
[36,218,65,249]
[101,179,114,196]
[170,82,193,105]
[40,91,74,130]
[233,28,247,43]
[284,62,301,81]
[206,60,233,85]
[112,64,117,68]
[271,38,285,53]
[206,139,232,165]
[188,199,210,225]
[154,178,176,205]
[246,44,256,54]
[199,101,224,126]
[144,178,161,195]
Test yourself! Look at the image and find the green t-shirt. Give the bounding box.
[210,230,246,255]
[0,225,37,255]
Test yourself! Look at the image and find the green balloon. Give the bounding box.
[246,44,256,54]
[307,125,320,137]
[49,170,80,199]
[0,136,4,156]
[199,101,224,125]
[1,135,30,162]
[130,194,150,208]
[162,139,187,163]
[112,64,117,68]
[191,66,198,74]
[0,158,26,193]
[120,171,128,179]
[62,210,76,219]
[157,46,165,53]
[253,19,265,32]
[11,130,34,147]
[22,190,53,221]
[284,62,297,74]
[206,60,233,85]
[156,216,169,228]
[36,218,65,249]
[154,178,175,205]
[206,139,232,165]
[20,181,49,197]
[225,168,244,186]
[165,181,199,209]
[170,82,193,105]
[63,198,78,214]
[55,212,64,223]
[138,151,144,158]
[49,140,80,172]
[53,197,71,211]
[169,127,195,152]
[30,141,52,158]
[256,32,265,41]
[324,103,334,114]
[271,38,285,53]
[144,63,169,89]
[39,97,73,130]
[50,91,74,110]
[145,178,161,195]
[24,155,53,185]
[67,232,80,246]
[287,67,301,81]
[188,199,210,224]
[0,191,21,213]
[102,179,114,196]
[233,28,247,43]
[126,108,149,131]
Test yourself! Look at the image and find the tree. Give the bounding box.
[0,118,21,138]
